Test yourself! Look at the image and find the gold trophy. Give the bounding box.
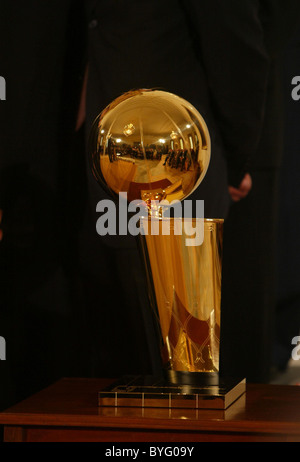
[89,89,245,409]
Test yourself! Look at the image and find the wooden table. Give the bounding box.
[0,377,300,442]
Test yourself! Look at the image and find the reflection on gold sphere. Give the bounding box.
[89,89,211,205]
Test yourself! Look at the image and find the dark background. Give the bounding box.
[0,0,300,415]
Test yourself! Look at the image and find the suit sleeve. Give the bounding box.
[181,0,270,187]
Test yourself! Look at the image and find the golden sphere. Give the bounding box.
[89,89,211,205]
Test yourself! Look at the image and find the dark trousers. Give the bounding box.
[220,170,280,383]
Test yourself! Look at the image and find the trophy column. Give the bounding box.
[139,218,223,386]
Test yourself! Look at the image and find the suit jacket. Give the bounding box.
[85,0,300,188]
[0,0,88,408]
[85,0,232,224]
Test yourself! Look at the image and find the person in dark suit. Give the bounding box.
[219,1,300,383]
[273,25,300,372]
[79,0,300,381]
[0,0,88,409]
[1,0,299,410]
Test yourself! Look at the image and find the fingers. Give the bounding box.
[229,173,252,202]
[228,187,245,201]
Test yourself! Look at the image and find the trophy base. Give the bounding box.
[98,375,246,410]
[164,370,220,386]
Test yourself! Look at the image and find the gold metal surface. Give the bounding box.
[97,376,246,411]
[89,89,211,204]
[140,218,223,374]
[89,90,226,382]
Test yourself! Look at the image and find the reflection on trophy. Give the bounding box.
[89,89,245,409]
[89,89,209,204]
[140,218,223,383]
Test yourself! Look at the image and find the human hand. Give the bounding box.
[76,66,88,131]
[228,173,252,202]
